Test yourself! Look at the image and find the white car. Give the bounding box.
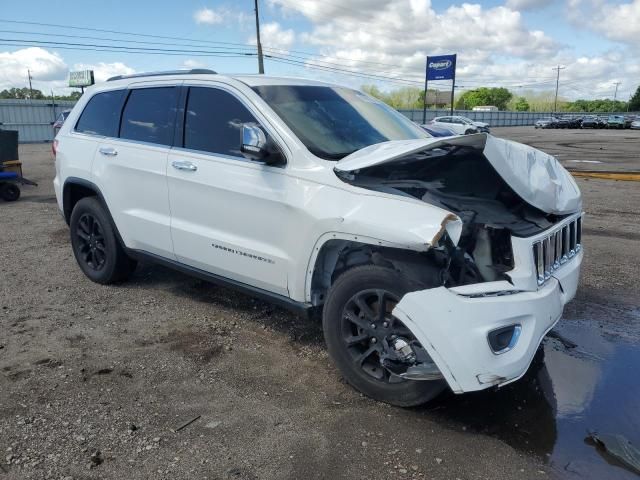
[430,116,489,134]
[53,70,583,406]
[631,119,640,130]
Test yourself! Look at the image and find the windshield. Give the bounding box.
[458,117,474,124]
[252,85,429,160]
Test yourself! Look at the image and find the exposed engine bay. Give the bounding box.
[334,136,574,287]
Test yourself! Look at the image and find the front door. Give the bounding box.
[167,85,291,296]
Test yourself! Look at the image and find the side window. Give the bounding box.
[438,117,449,123]
[75,90,124,137]
[120,87,178,146]
[184,87,259,157]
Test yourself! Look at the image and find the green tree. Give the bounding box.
[361,85,426,109]
[513,97,530,111]
[0,87,45,99]
[455,87,513,110]
[628,85,640,112]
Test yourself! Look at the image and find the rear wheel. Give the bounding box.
[323,265,446,407]
[0,183,20,201]
[69,197,136,284]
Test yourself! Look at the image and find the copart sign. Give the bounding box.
[426,54,457,81]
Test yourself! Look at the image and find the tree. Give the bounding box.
[455,87,513,110]
[0,87,45,99]
[513,97,530,111]
[629,85,640,112]
[361,84,425,109]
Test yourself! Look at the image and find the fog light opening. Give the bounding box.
[487,324,522,355]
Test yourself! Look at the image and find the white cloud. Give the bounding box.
[0,47,67,91]
[181,59,208,69]
[266,0,639,100]
[249,21,296,53]
[72,62,135,83]
[194,7,225,25]
[505,0,552,11]
[568,0,640,44]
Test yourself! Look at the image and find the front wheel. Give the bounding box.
[323,265,446,407]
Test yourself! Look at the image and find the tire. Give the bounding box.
[323,265,447,407]
[69,197,136,284]
[464,129,474,135]
[0,183,20,201]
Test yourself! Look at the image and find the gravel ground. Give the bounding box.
[1,129,638,480]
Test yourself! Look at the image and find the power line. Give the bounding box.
[0,18,593,90]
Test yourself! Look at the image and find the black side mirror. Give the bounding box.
[240,123,285,166]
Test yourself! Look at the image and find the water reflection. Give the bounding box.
[422,310,640,479]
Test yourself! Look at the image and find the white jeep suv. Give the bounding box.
[54,70,583,406]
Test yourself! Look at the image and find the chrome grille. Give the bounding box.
[533,215,582,286]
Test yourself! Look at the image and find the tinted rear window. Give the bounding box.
[75,90,124,137]
[120,87,178,146]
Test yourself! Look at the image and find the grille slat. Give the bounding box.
[533,215,582,286]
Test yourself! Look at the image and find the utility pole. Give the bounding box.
[254,0,265,74]
[613,81,622,102]
[27,69,34,98]
[612,82,622,112]
[552,65,565,113]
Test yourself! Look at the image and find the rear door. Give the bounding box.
[167,84,291,295]
[92,83,180,258]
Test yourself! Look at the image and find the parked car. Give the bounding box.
[534,117,556,129]
[631,118,640,130]
[429,116,479,135]
[580,115,604,128]
[54,70,584,406]
[52,110,71,137]
[607,115,626,129]
[419,123,457,137]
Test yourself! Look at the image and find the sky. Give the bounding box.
[0,0,638,100]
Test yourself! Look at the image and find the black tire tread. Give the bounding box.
[69,197,134,284]
[323,265,446,407]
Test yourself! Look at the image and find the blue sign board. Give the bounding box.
[426,54,456,81]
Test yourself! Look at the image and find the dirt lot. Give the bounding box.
[1,127,639,480]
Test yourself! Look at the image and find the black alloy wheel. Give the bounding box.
[75,213,107,271]
[341,289,414,383]
[69,196,136,284]
[323,265,447,407]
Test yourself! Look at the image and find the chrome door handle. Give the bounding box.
[98,147,118,156]
[172,160,198,172]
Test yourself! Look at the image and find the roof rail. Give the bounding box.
[106,68,217,82]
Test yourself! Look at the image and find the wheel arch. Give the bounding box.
[305,233,443,307]
[62,177,127,248]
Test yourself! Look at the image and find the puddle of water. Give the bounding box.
[424,307,640,479]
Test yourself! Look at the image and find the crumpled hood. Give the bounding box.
[335,133,582,215]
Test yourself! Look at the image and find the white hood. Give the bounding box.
[334,133,581,215]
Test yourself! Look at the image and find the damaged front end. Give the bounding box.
[333,134,584,392]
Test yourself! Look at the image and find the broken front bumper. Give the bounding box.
[392,249,582,394]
